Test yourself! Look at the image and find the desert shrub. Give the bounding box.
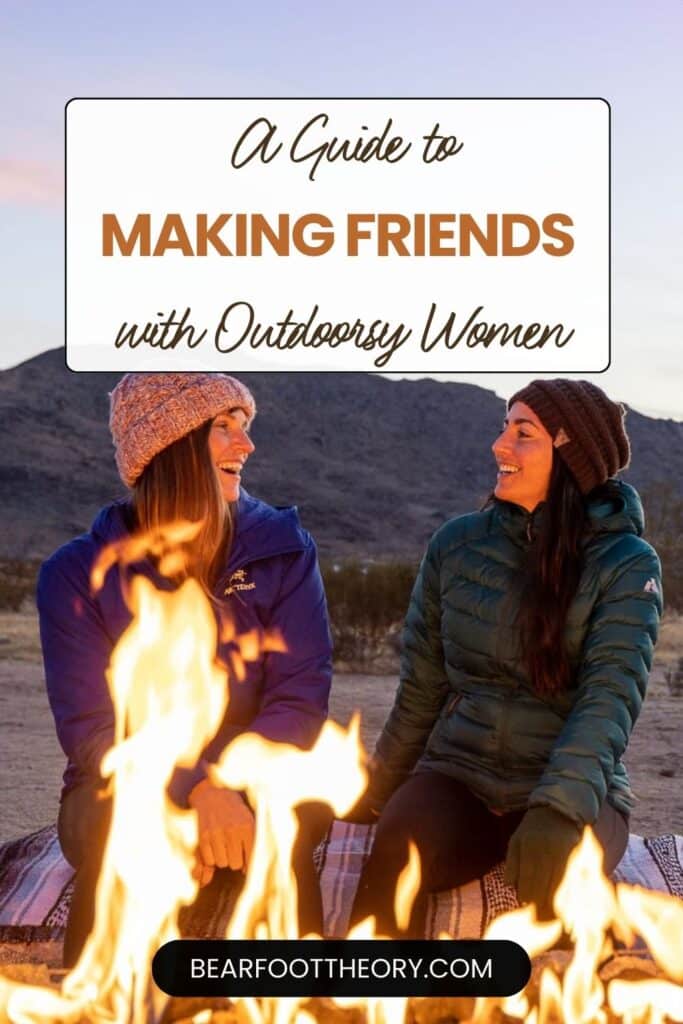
[0,560,41,611]
[641,483,683,611]
[664,655,683,698]
[321,559,418,663]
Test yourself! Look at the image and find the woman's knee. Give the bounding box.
[592,801,629,874]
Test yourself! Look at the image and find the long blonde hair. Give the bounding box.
[132,421,231,593]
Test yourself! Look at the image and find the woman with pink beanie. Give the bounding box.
[38,372,333,966]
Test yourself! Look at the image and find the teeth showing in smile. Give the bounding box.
[497,464,520,474]
[218,462,243,475]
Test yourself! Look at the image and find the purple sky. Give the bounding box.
[1,0,681,417]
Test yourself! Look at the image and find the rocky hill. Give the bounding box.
[0,349,680,560]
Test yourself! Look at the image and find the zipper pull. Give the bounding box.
[445,694,462,715]
[526,519,533,542]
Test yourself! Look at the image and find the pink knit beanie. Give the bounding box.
[109,372,256,487]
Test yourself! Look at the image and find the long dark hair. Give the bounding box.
[133,421,231,594]
[517,455,587,696]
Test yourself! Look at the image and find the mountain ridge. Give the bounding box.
[1,348,680,560]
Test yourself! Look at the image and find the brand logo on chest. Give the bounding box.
[224,568,256,596]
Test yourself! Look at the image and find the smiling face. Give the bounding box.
[492,401,554,512]
[207,407,255,502]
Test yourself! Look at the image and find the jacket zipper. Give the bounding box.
[445,693,462,715]
[525,503,546,542]
[497,683,521,770]
[498,693,511,768]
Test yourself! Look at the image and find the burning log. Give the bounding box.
[409,996,477,1024]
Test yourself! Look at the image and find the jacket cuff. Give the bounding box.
[167,760,209,807]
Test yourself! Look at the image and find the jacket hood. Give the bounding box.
[91,499,133,543]
[229,489,308,566]
[586,480,644,537]
[493,479,645,543]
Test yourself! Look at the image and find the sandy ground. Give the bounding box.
[1,610,682,846]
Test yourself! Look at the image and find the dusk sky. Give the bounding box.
[1,0,681,418]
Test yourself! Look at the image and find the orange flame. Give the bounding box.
[616,884,683,983]
[63,575,228,1023]
[213,716,367,942]
[2,532,683,1024]
[90,520,202,594]
[394,842,421,933]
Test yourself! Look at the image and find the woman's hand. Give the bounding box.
[343,791,381,825]
[188,780,255,874]
[504,806,581,920]
[191,858,216,889]
[342,754,394,824]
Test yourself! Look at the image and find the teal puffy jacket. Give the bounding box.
[372,481,662,828]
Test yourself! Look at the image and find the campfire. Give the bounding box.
[1,531,682,1024]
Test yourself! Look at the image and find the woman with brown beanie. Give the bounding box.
[349,379,662,936]
[38,373,333,966]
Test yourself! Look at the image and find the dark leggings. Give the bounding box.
[58,782,331,967]
[349,771,629,938]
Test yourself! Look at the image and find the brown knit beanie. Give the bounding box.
[109,372,256,487]
[507,379,630,495]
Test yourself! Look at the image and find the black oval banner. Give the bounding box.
[152,939,531,998]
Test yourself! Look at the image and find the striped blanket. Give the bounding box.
[1,823,682,945]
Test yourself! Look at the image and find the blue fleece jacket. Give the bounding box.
[37,491,333,803]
